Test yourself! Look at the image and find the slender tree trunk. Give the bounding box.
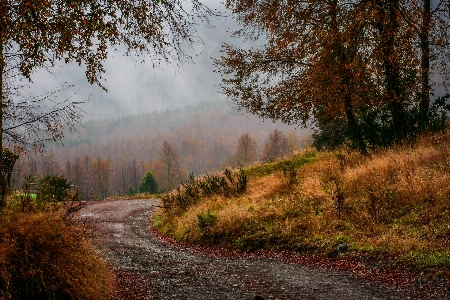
[343,90,367,153]
[388,0,406,140]
[0,40,5,208]
[420,0,431,126]
[330,0,367,153]
[377,0,406,140]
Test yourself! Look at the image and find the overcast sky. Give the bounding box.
[22,1,449,122]
[25,1,239,121]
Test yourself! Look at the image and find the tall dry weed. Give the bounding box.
[0,211,112,300]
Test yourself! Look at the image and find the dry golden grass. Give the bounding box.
[0,209,113,299]
[156,131,450,271]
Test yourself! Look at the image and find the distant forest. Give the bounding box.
[11,101,310,199]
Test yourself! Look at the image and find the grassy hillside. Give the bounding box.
[155,129,450,276]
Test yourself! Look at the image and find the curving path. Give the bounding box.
[81,199,412,300]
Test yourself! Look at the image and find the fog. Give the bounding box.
[17,0,449,122]
[24,1,240,121]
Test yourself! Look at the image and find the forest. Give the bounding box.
[10,101,309,199]
[2,1,450,298]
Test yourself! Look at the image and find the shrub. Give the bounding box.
[162,167,248,209]
[127,184,136,196]
[312,94,450,152]
[7,175,78,212]
[197,210,218,229]
[0,211,112,299]
[37,175,72,204]
[139,170,158,194]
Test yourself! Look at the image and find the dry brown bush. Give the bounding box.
[0,210,112,299]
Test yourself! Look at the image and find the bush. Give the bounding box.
[8,175,77,212]
[37,175,72,204]
[162,167,248,209]
[312,94,450,152]
[139,170,158,194]
[0,211,112,299]
[197,210,218,229]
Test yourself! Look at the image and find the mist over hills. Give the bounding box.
[25,1,245,121]
[11,101,310,198]
[6,101,309,199]
[57,100,310,155]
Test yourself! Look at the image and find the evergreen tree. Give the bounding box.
[139,170,158,194]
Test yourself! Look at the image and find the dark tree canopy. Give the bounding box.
[215,0,450,152]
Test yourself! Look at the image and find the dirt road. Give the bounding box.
[81,199,415,299]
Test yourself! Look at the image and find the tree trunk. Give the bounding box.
[377,0,406,141]
[0,40,5,208]
[330,0,367,153]
[419,0,431,126]
[388,0,406,140]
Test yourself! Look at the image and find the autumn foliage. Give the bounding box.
[0,0,213,206]
[215,1,450,152]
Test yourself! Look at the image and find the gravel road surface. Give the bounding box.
[81,199,417,300]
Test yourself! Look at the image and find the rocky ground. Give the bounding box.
[80,199,448,299]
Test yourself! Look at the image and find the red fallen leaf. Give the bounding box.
[151,223,450,297]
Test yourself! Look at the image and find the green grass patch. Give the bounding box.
[245,150,325,177]
[19,193,37,199]
[404,251,450,270]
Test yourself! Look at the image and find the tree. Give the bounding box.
[37,175,71,204]
[206,141,231,171]
[404,1,450,127]
[3,84,86,149]
[139,170,158,194]
[91,157,111,200]
[2,148,18,195]
[230,133,257,166]
[179,139,203,175]
[0,85,85,206]
[356,0,450,142]
[0,0,212,206]
[157,141,184,191]
[214,1,370,150]
[260,129,291,162]
[215,0,450,152]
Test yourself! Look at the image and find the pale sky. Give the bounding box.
[25,1,238,121]
[20,0,449,121]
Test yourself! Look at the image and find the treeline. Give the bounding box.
[9,102,308,199]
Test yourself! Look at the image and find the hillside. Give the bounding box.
[52,100,309,160]
[155,129,450,279]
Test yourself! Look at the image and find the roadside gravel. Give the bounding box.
[80,199,433,299]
